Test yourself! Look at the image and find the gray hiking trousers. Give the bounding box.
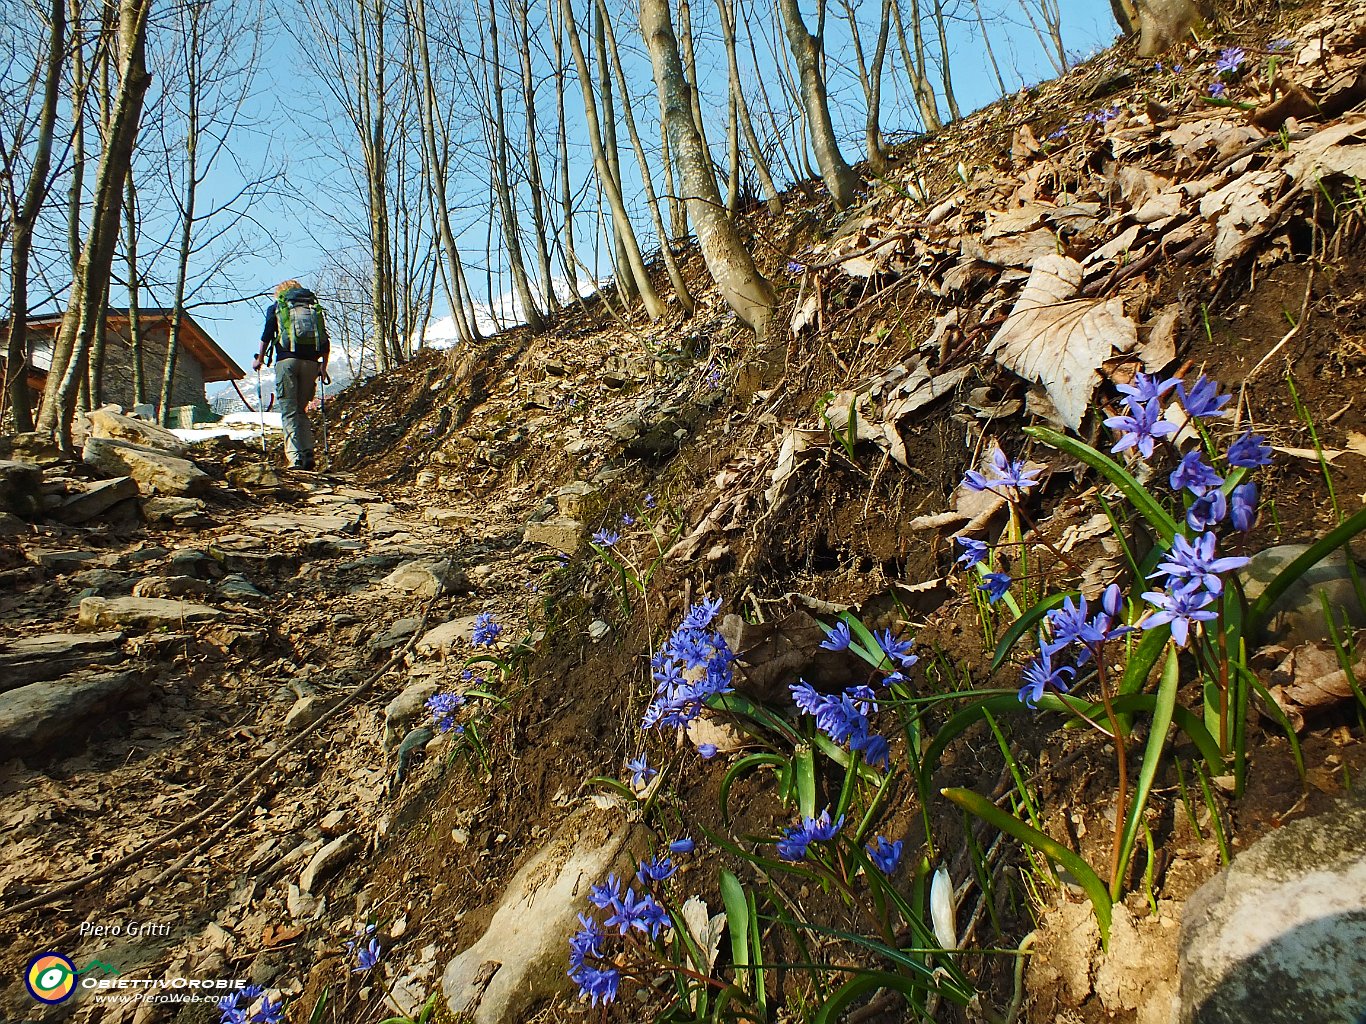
[275,358,322,467]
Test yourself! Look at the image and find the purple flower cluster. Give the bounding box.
[343,924,383,974]
[471,612,502,647]
[866,835,903,874]
[592,528,621,547]
[963,447,1043,496]
[217,986,283,1024]
[627,755,657,788]
[1083,106,1121,124]
[1017,584,1130,707]
[1214,46,1247,74]
[426,691,466,733]
[791,681,891,768]
[776,807,844,860]
[642,598,735,729]
[569,842,693,1005]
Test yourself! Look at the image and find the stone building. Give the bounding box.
[3,308,245,421]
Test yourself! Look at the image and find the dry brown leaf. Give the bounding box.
[1198,168,1285,266]
[962,228,1059,267]
[1285,114,1366,186]
[1266,639,1366,731]
[986,254,1137,430]
[263,923,305,947]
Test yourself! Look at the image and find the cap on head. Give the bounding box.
[275,279,303,297]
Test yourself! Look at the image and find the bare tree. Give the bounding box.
[840,0,893,174]
[639,0,775,337]
[892,0,944,131]
[775,0,859,207]
[715,0,782,214]
[2,0,65,431]
[1019,0,1068,75]
[37,0,153,444]
[561,0,664,319]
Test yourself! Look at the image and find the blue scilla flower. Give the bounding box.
[426,691,465,733]
[588,873,623,909]
[605,887,670,939]
[569,914,606,970]
[642,605,735,729]
[1176,375,1231,420]
[1230,482,1258,532]
[786,260,807,275]
[571,965,620,1006]
[963,447,1042,494]
[252,997,284,1024]
[1227,431,1272,468]
[1170,451,1223,495]
[1153,532,1250,597]
[1186,489,1228,533]
[643,493,656,509]
[353,937,382,973]
[1269,38,1292,51]
[776,808,844,860]
[669,836,695,854]
[1214,46,1246,73]
[1116,372,1177,410]
[627,755,656,788]
[875,628,918,670]
[591,528,621,547]
[1105,397,1178,459]
[955,536,989,568]
[1043,584,1131,663]
[1018,649,1075,709]
[1141,581,1219,646]
[697,742,718,759]
[1209,80,1227,97]
[471,612,502,647]
[978,573,1012,604]
[820,620,853,651]
[866,835,903,874]
[681,595,723,629]
[790,682,890,768]
[636,855,677,886]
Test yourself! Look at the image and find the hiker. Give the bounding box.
[253,280,331,470]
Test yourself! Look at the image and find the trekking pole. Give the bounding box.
[254,369,267,458]
[319,376,330,469]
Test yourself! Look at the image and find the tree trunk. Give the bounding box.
[550,0,582,300]
[561,0,664,319]
[1133,0,1207,54]
[594,0,695,313]
[776,0,859,208]
[931,0,959,121]
[716,0,782,215]
[893,0,943,131]
[4,0,65,432]
[513,0,558,313]
[593,1,636,304]
[38,0,153,445]
[639,0,775,338]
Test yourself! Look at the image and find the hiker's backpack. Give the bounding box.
[276,290,325,360]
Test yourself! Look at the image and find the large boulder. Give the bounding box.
[0,631,125,693]
[56,476,140,524]
[1242,544,1366,646]
[1179,797,1366,1024]
[85,406,190,455]
[83,437,211,497]
[441,803,642,1024]
[0,669,148,759]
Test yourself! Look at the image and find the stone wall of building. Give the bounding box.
[99,323,207,411]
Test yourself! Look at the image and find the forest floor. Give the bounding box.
[4,1,1366,1022]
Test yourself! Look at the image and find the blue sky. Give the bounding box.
[190,0,1122,375]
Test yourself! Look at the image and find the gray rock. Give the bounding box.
[69,569,129,593]
[373,616,422,651]
[0,631,125,693]
[29,548,103,573]
[381,559,463,598]
[227,464,283,489]
[383,680,439,749]
[554,481,602,520]
[142,495,210,526]
[0,459,44,518]
[442,803,641,1024]
[282,694,336,733]
[414,617,480,659]
[9,431,64,466]
[218,574,264,601]
[85,407,190,455]
[523,516,584,554]
[299,832,361,893]
[133,575,213,599]
[78,596,224,630]
[0,512,28,537]
[249,511,362,535]
[0,669,147,759]
[1179,797,1366,1024]
[56,476,140,524]
[83,437,211,496]
[1242,544,1366,646]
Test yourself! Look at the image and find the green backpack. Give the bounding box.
[276,290,325,359]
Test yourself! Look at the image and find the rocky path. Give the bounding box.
[0,418,567,1023]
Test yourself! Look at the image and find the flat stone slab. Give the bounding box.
[442,803,640,1024]
[381,559,463,598]
[0,631,125,693]
[78,596,224,630]
[57,476,140,524]
[414,617,480,659]
[523,516,584,554]
[83,437,211,497]
[1179,797,1366,1024]
[0,669,147,759]
[248,512,362,535]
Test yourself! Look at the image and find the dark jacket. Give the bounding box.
[260,288,329,364]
